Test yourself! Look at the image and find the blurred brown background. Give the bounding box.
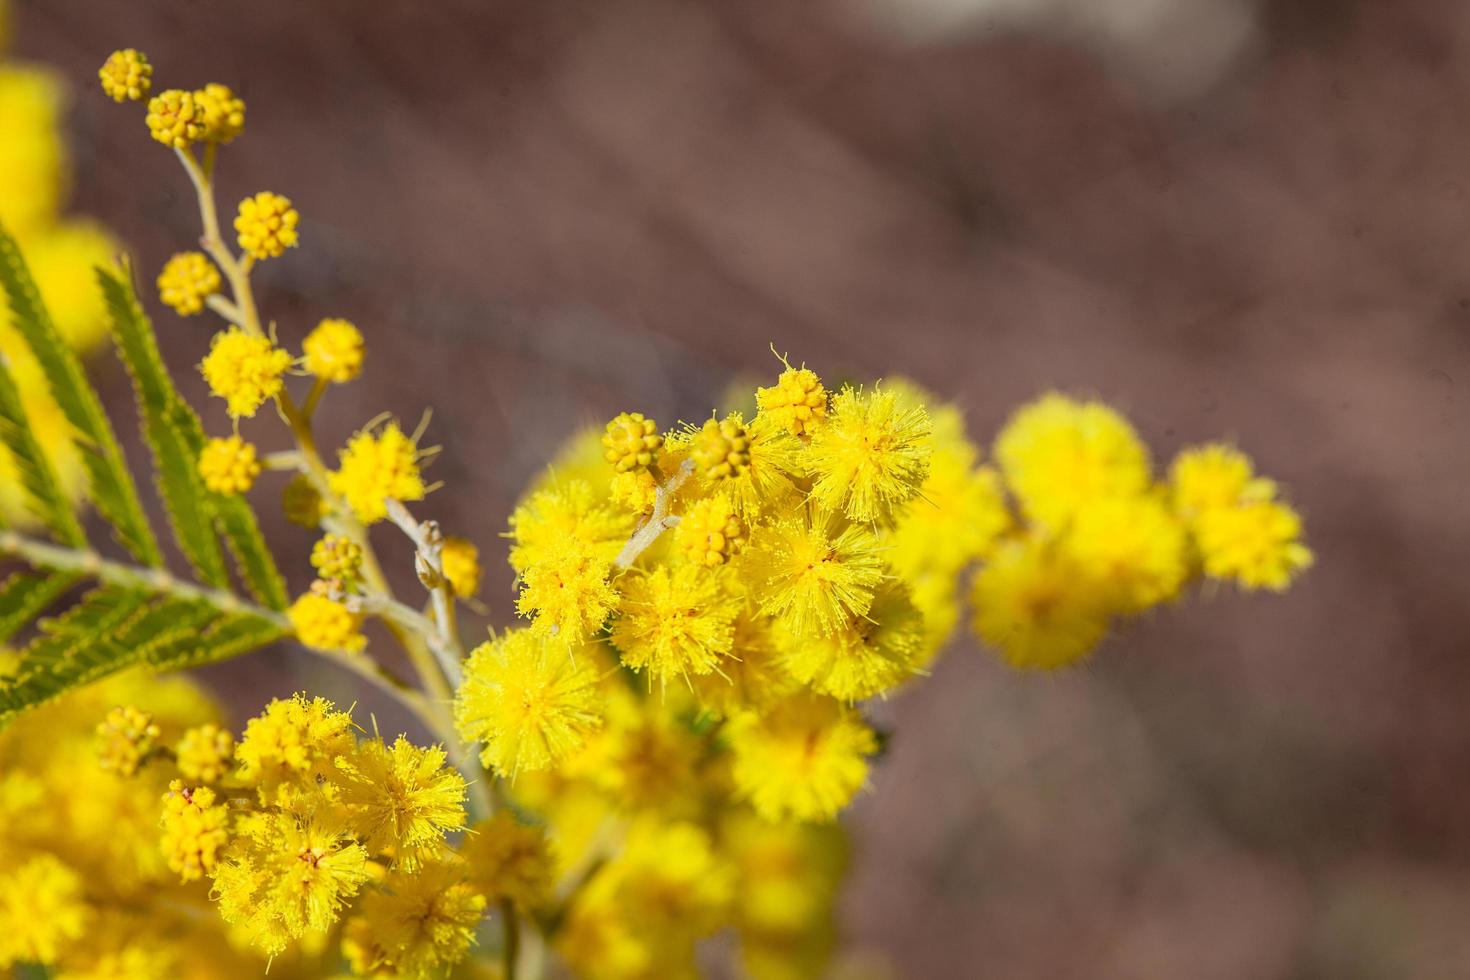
[13,0,1470,976]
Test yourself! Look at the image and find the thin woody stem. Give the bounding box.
[613,460,693,569]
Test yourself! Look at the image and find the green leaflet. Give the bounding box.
[0,348,86,546]
[155,610,286,671]
[0,224,161,565]
[98,264,231,588]
[23,587,152,670]
[0,571,79,645]
[213,496,289,610]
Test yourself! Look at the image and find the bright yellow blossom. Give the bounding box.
[0,855,87,966]
[302,317,364,383]
[197,435,260,495]
[755,362,828,437]
[234,694,356,798]
[461,810,555,910]
[440,535,481,598]
[971,537,1110,669]
[192,82,245,143]
[675,493,746,566]
[1196,498,1313,591]
[160,780,229,882]
[174,723,234,784]
[310,533,363,587]
[743,513,885,638]
[727,695,877,822]
[777,581,925,701]
[602,411,663,472]
[329,421,426,523]
[507,478,631,574]
[234,191,299,259]
[1063,493,1189,612]
[335,736,466,867]
[288,592,365,654]
[806,385,931,525]
[156,250,220,316]
[341,862,485,980]
[144,88,204,148]
[692,413,751,481]
[199,327,292,418]
[514,539,620,640]
[98,48,151,102]
[611,564,738,683]
[95,705,160,776]
[1170,442,1265,519]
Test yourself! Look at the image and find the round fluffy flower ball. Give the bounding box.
[328,422,426,524]
[288,592,366,654]
[145,88,205,148]
[194,82,246,143]
[157,251,221,316]
[197,435,260,495]
[98,48,151,102]
[303,318,365,383]
[235,191,300,260]
[199,327,292,418]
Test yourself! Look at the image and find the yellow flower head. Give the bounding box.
[283,472,327,528]
[23,220,117,351]
[160,780,230,882]
[0,855,86,966]
[342,862,486,980]
[692,413,751,481]
[212,809,370,955]
[461,810,555,910]
[144,88,204,148]
[508,478,631,574]
[329,421,426,524]
[95,704,160,775]
[602,411,663,473]
[193,82,245,143]
[756,363,828,437]
[995,393,1151,529]
[1170,442,1274,520]
[1195,498,1313,591]
[234,191,299,260]
[310,533,363,588]
[743,513,885,638]
[156,250,220,316]
[1063,493,1188,613]
[98,48,152,103]
[336,736,467,867]
[302,317,364,383]
[728,694,877,823]
[675,494,746,566]
[777,581,925,701]
[807,386,931,525]
[514,539,620,641]
[197,435,260,495]
[610,467,659,515]
[0,66,66,238]
[199,327,292,418]
[688,607,801,718]
[453,628,604,776]
[174,722,235,784]
[610,564,737,683]
[234,694,356,796]
[970,537,1110,670]
[288,592,366,654]
[440,535,481,598]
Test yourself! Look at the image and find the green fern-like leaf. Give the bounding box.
[0,348,87,545]
[0,571,80,644]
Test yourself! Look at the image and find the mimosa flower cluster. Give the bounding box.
[0,38,1312,980]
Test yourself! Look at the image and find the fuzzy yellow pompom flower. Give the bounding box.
[98,48,152,103]
[743,513,885,638]
[514,539,620,640]
[193,82,245,143]
[756,363,828,437]
[310,533,363,587]
[342,862,486,980]
[610,467,659,514]
[970,537,1110,669]
[508,478,632,574]
[692,413,751,481]
[234,694,356,797]
[777,581,925,701]
[197,435,260,495]
[1063,494,1188,613]
[96,704,160,775]
[688,608,801,718]
[234,191,299,260]
[160,780,230,882]
[995,393,1151,529]
[602,411,663,473]
[174,723,235,784]
[0,855,86,967]
[23,220,117,351]
[156,250,220,316]
[610,564,737,682]
[1195,498,1313,591]
[302,317,364,383]
[461,810,555,910]
[806,385,931,524]
[145,88,204,148]
[675,494,746,566]
[329,421,426,524]
[336,736,466,867]
[288,592,366,654]
[212,809,370,955]
[728,694,877,822]
[453,628,604,776]
[199,327,291,418]
[440,535,481,598]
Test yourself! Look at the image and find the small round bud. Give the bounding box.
[145,88,205,148]
[756,365,829,437]
[288,592,366,654]
[174,724,235,784]
[193,83,245,143]
[302,318,364,383]
[234,191,299,260]
[602,412,663,473]
[310,534,363,587]
[283,473,326,527]
[157,251,221,316]
[96,705,161,776]
[692,415,750,481]
[99,49,152,103]
[197,435,261,495]
[675,495,746,567]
